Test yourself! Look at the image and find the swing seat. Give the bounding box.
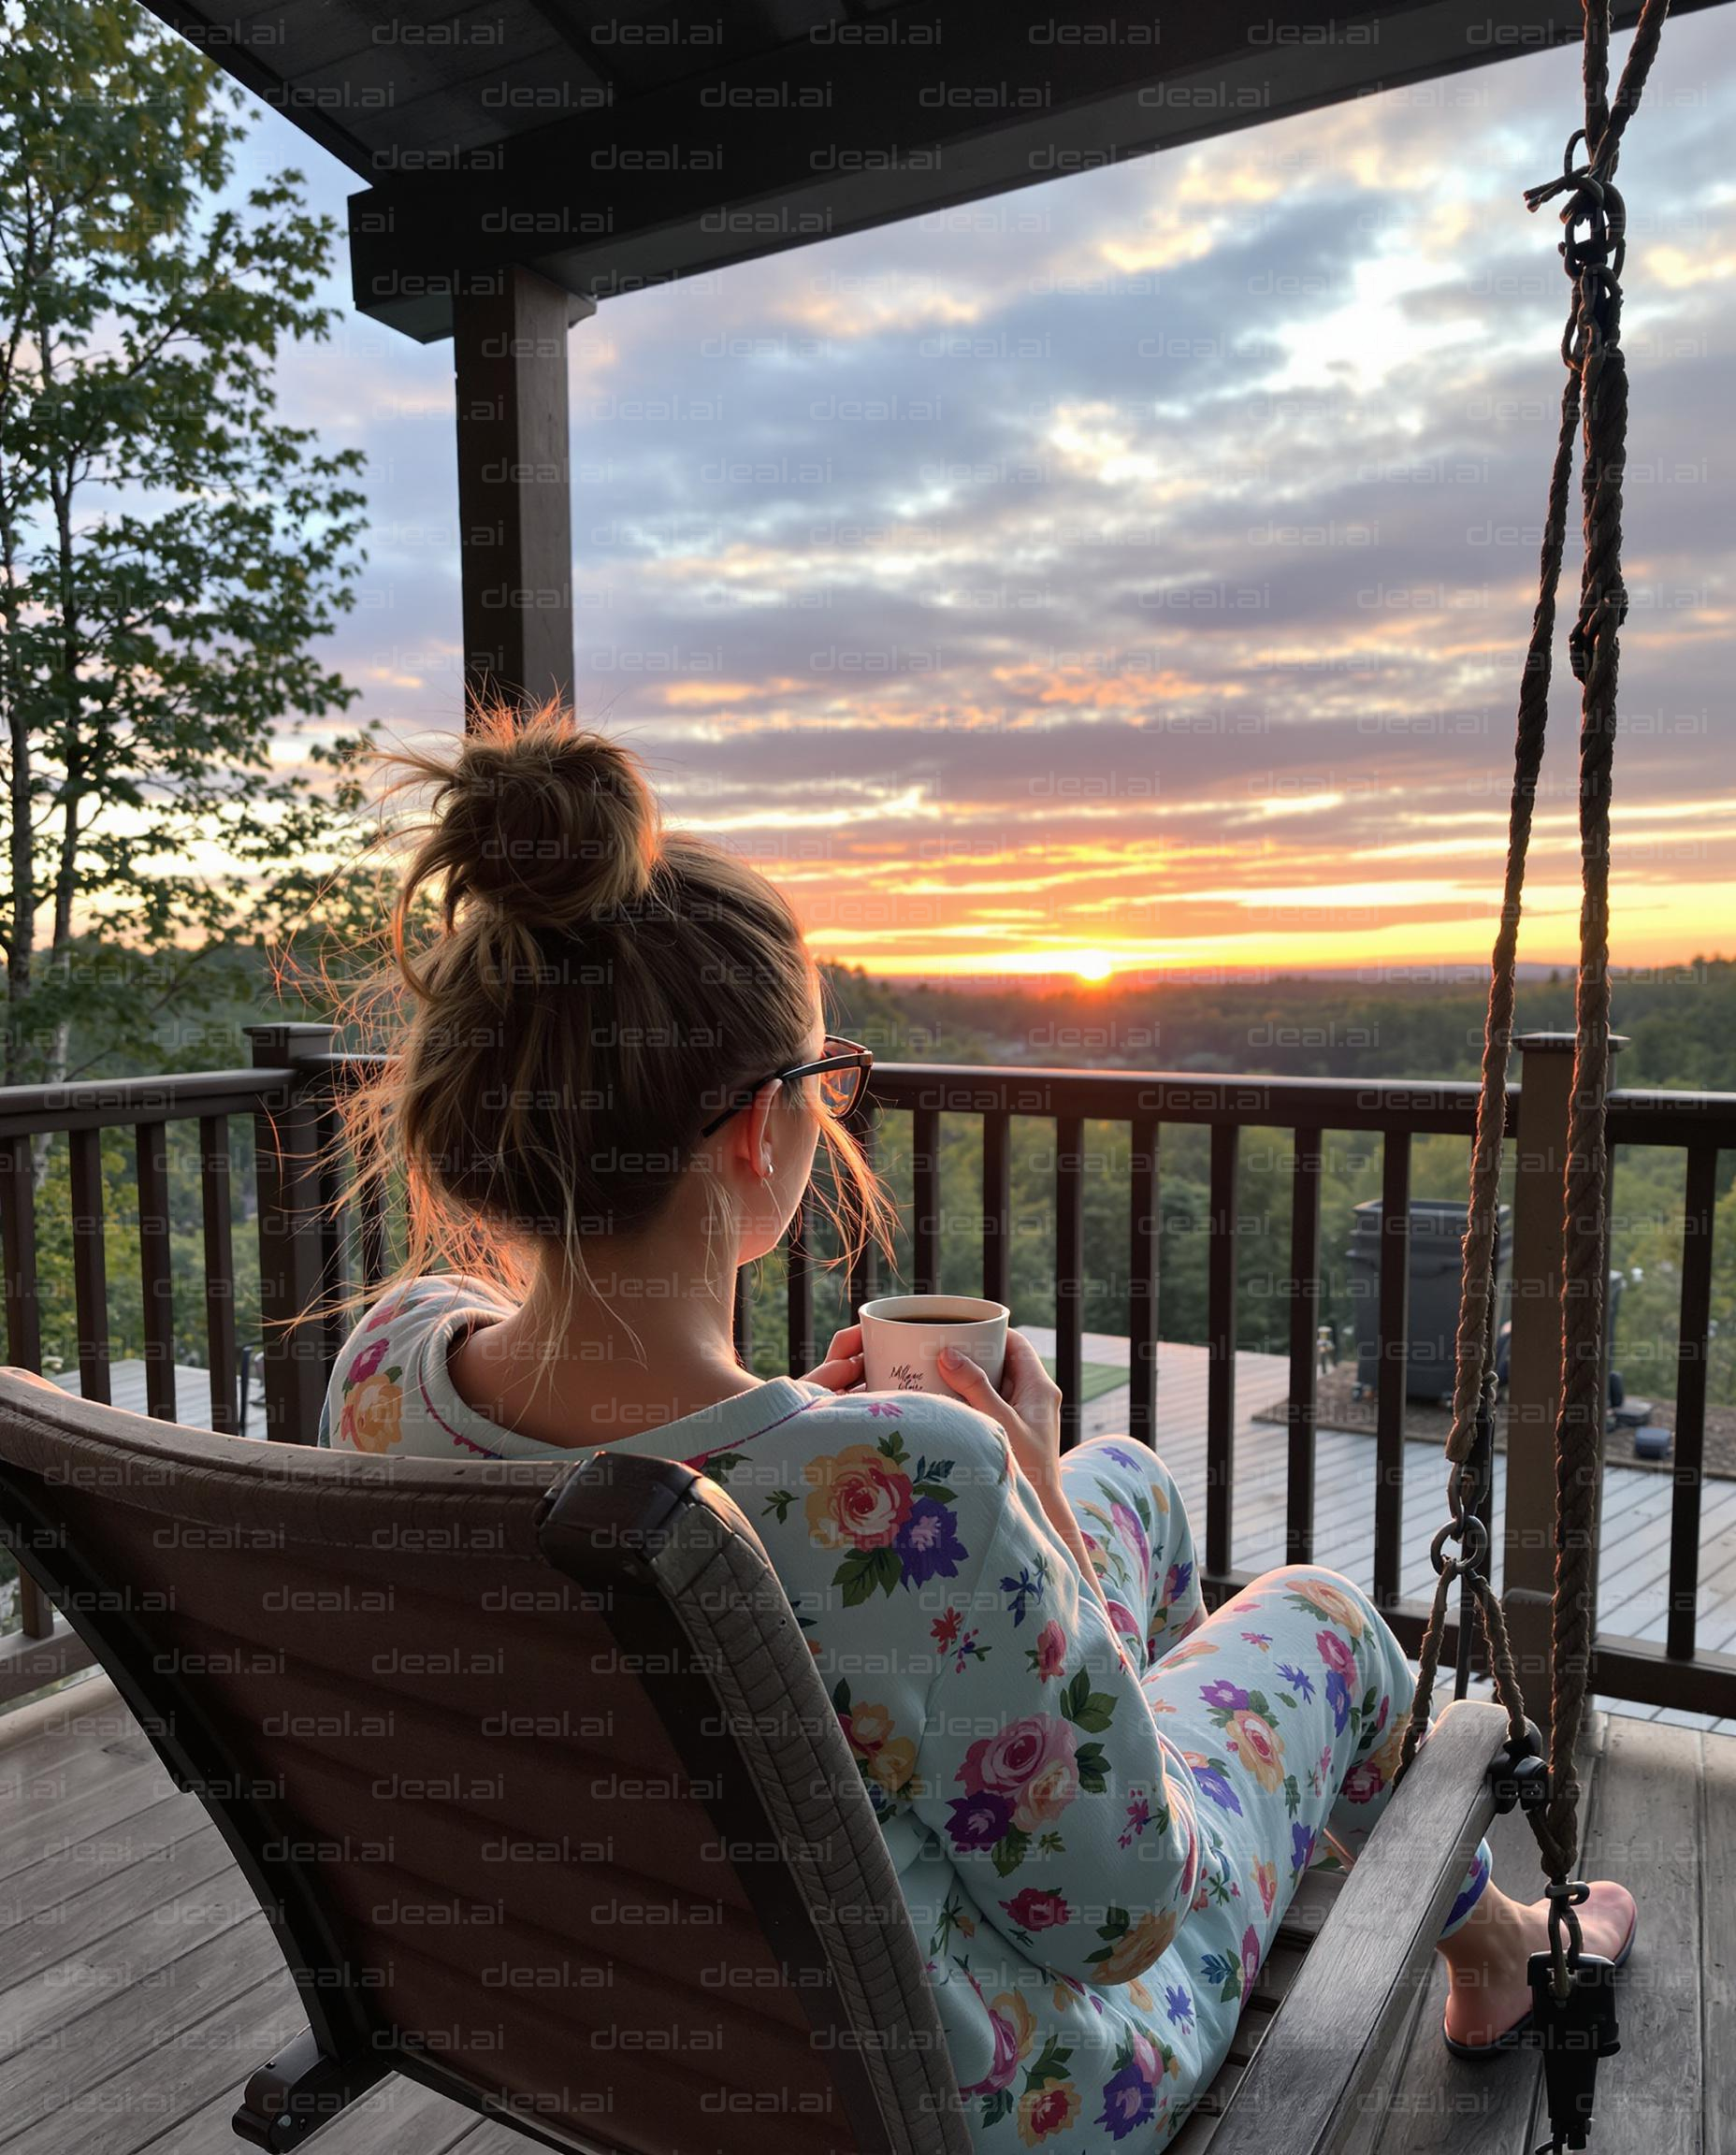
[0,1368,1510,2155]
[0,1371,971,2154]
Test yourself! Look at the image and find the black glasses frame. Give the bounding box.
[697,1034,875,1140]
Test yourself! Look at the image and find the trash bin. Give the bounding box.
[1347,1200,1512,1405]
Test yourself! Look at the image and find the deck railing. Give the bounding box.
[845,1037,1736,1728]
[0,1020,1730,1732]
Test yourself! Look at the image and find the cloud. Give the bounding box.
[224,8,1734,975]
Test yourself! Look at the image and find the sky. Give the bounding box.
[204,11,1735,988]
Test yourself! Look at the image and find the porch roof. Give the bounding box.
[139,0,1732,344]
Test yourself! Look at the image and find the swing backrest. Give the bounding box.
[0,1369,969,2155]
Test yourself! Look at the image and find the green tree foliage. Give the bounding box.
[0,0,383,1092]
[0,1,397,1421]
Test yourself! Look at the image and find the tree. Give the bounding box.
[0,0,381,1106]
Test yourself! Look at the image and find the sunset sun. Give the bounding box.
[1072,950,1115,983]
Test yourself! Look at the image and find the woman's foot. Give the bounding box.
[1439,1878,1637,2051]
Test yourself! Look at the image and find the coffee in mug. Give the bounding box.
[858,1294,1010,1396]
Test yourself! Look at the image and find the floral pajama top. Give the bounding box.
[320,1275,1491,2150]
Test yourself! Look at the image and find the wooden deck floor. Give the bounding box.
[0,1670,1725,2153]
[1,1338,1727,2148]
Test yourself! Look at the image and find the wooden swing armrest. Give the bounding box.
[1204,1697,1508,2155]
[0,1367,65,1394]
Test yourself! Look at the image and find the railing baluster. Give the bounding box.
[1056,1113,1084,1454]
[1505,1036,1574,1738]
[1590,1134,1615,1649]
[913,1103,940,1296]
[135,1121,176,1421]
[1128,1114,1158,1452]
[12,1568,47,1642]
[0,1135,48,1637]
[982,1109,1010,1310]
[787,1190,814,1378]
[1286,1128,1323,1567]
[0,1135,42,1373]
[1667,1142,1717,1663]
[845,1095,877,1318]
[1373,1130,1411,1613]
[1206,1121,1239,1582]
[68,1127,110,1407]
[199,1115,239,1436]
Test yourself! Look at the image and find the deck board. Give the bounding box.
[1,1910,283,2151]
[1705,1728,1736,2155]
[0,1830,252,2049]
[0,1793,210,1936]
[1576,1716,1702,2155]
[0,1757,181,1887]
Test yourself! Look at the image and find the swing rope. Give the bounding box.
[1396,0,1671,1925]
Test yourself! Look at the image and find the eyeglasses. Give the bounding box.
[697,1034,875,1140]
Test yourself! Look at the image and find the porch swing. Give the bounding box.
[0,3,1681,2152]
[1189,2,1674,2149]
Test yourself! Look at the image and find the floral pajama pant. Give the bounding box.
[1047,1433,1494,2139]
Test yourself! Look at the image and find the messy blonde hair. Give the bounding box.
[316,694,898,1390]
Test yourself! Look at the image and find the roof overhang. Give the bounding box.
[138,0,1730,343]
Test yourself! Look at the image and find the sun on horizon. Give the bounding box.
[1071,951,1116,983]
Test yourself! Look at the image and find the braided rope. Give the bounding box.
[1436,344,1582,1487]
[1397,0,1671,1899]
[1543,72,1641,1880]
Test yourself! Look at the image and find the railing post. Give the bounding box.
[1502,1030,1620,1750]
[246,1023,338,1446]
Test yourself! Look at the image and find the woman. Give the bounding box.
[319,701,1634,2150]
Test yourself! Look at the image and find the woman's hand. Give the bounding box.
[801,1323,865,1393]
[933,1329,1063,1494]
[934,1334,1135,1665]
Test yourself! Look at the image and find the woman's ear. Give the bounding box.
[743,1078,781,1179]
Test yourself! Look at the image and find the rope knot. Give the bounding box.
[1526,128,1628,368]
[1570,581,1629,687]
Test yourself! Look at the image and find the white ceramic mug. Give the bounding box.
[858,1294,1010,1396]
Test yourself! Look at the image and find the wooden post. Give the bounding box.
[452,265,592,725]
[246,1023,338,1446]
[1502,1030,1622,1751]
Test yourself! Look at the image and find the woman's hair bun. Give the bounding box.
[432,699,662,933]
